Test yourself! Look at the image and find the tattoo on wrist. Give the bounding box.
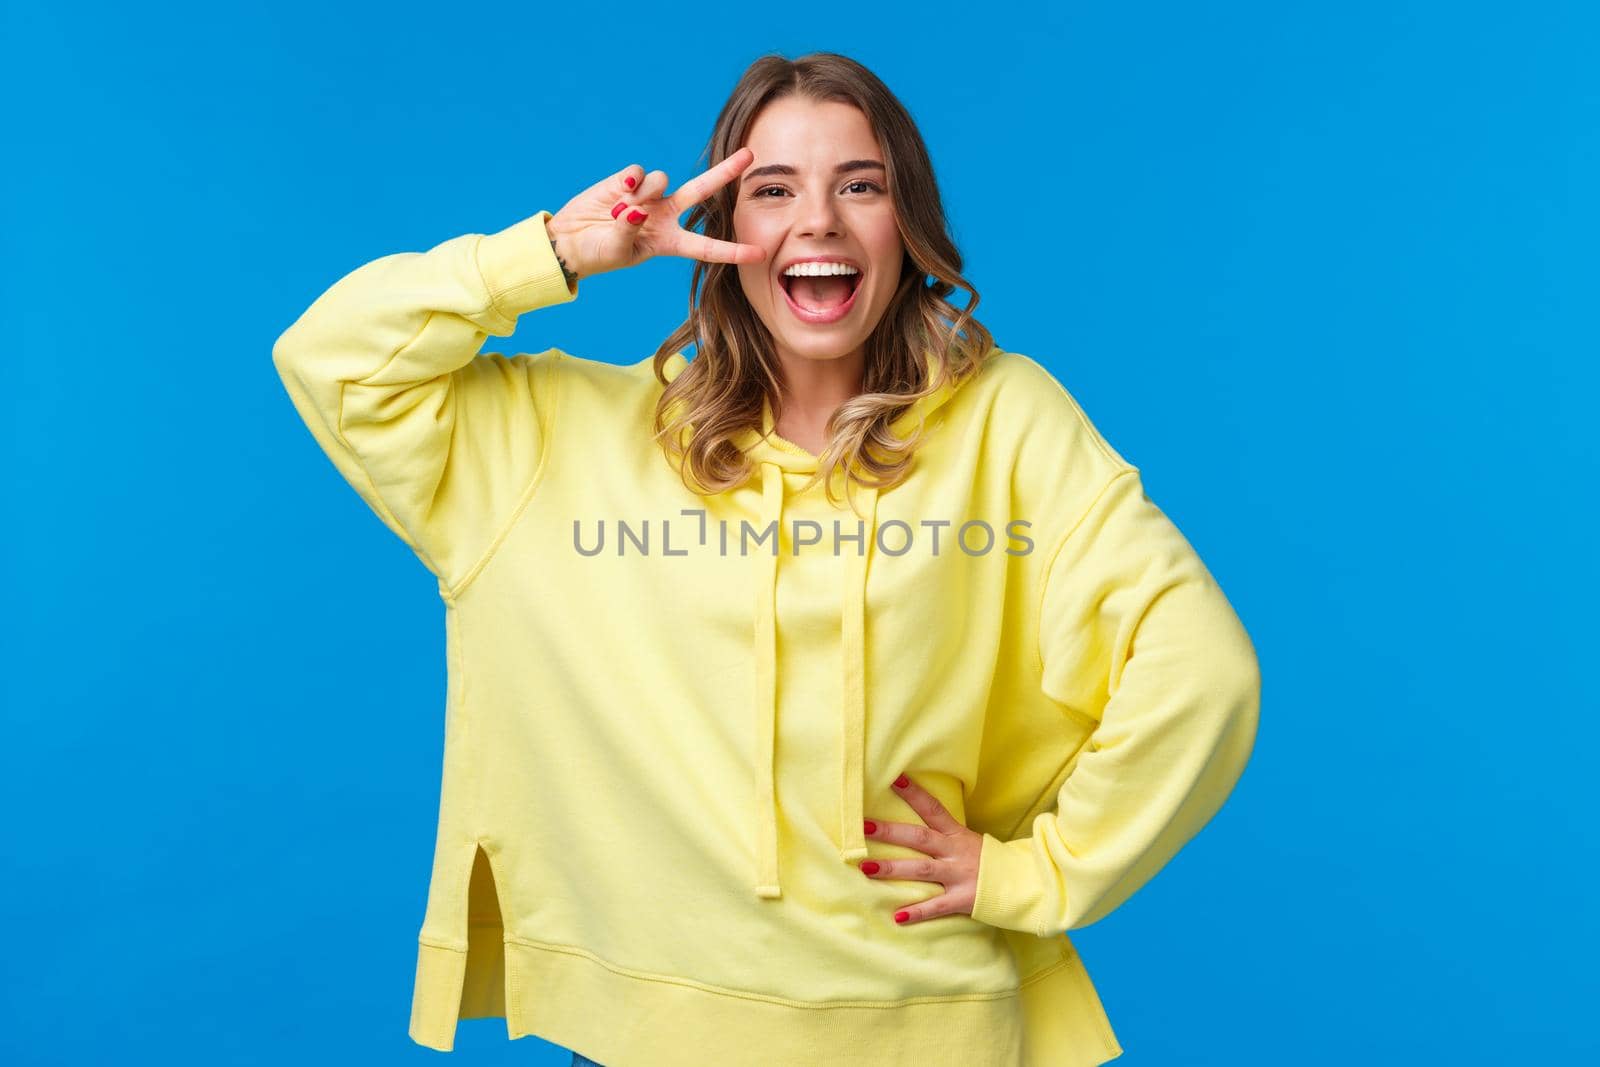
[551,235,580,290]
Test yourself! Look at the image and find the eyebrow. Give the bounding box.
[741,159,887,185]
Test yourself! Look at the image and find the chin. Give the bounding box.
[769,304,889,360]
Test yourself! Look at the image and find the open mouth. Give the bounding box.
[777,270,864,325]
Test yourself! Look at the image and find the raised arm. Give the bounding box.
[272,155,768,597]
[271,209,577,596]
[970,467,1262,936]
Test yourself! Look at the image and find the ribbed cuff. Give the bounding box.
[970,831,1049,937]
[473,210,578,332]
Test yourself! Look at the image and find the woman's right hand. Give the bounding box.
[545,147,769,282]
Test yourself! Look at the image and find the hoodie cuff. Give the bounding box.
[473,210,578,329]
[970,832,1050,937]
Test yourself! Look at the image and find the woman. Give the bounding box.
[273,52,1260,1067]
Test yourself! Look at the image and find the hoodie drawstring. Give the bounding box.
[750,458,880,899]
[752,459,784,898]
[837,479,878,871]
[678,345,961,901]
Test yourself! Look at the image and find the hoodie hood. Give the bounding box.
[662,347,962,899]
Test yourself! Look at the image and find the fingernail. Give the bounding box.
[624,176,636,188]
[863,820,877,834]
[611,201,627,219]
[894,774,909,788]
[626,209,646,224]
[861,861,879,875]
[894,911,910,924]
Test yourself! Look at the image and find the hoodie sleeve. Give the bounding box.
[271,210,577,594]
[970,466,1261,937]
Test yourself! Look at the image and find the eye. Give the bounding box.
[750,180,886,199]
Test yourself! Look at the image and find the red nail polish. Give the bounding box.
[861,861,879,875]
[863,820,877,834]
[626,209,646,224]
[624,176,636,188]
[894,911,910,923]
[894,774,909,788]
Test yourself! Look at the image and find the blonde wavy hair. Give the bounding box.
[650,51,996,506]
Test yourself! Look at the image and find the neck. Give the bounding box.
[769,346,866,452]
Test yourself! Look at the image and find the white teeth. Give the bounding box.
[781,262,861,277]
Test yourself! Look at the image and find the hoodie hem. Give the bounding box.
[409,932,1122,1065]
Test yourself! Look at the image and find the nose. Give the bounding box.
[795,189,844,239]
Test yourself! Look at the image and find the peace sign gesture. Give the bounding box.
[546,147,768,283]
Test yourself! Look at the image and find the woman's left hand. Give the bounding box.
[861,773,984,926]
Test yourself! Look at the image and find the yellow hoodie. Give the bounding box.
[272,210,1261,1066]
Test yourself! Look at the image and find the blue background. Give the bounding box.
[5,0,1595,1062]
